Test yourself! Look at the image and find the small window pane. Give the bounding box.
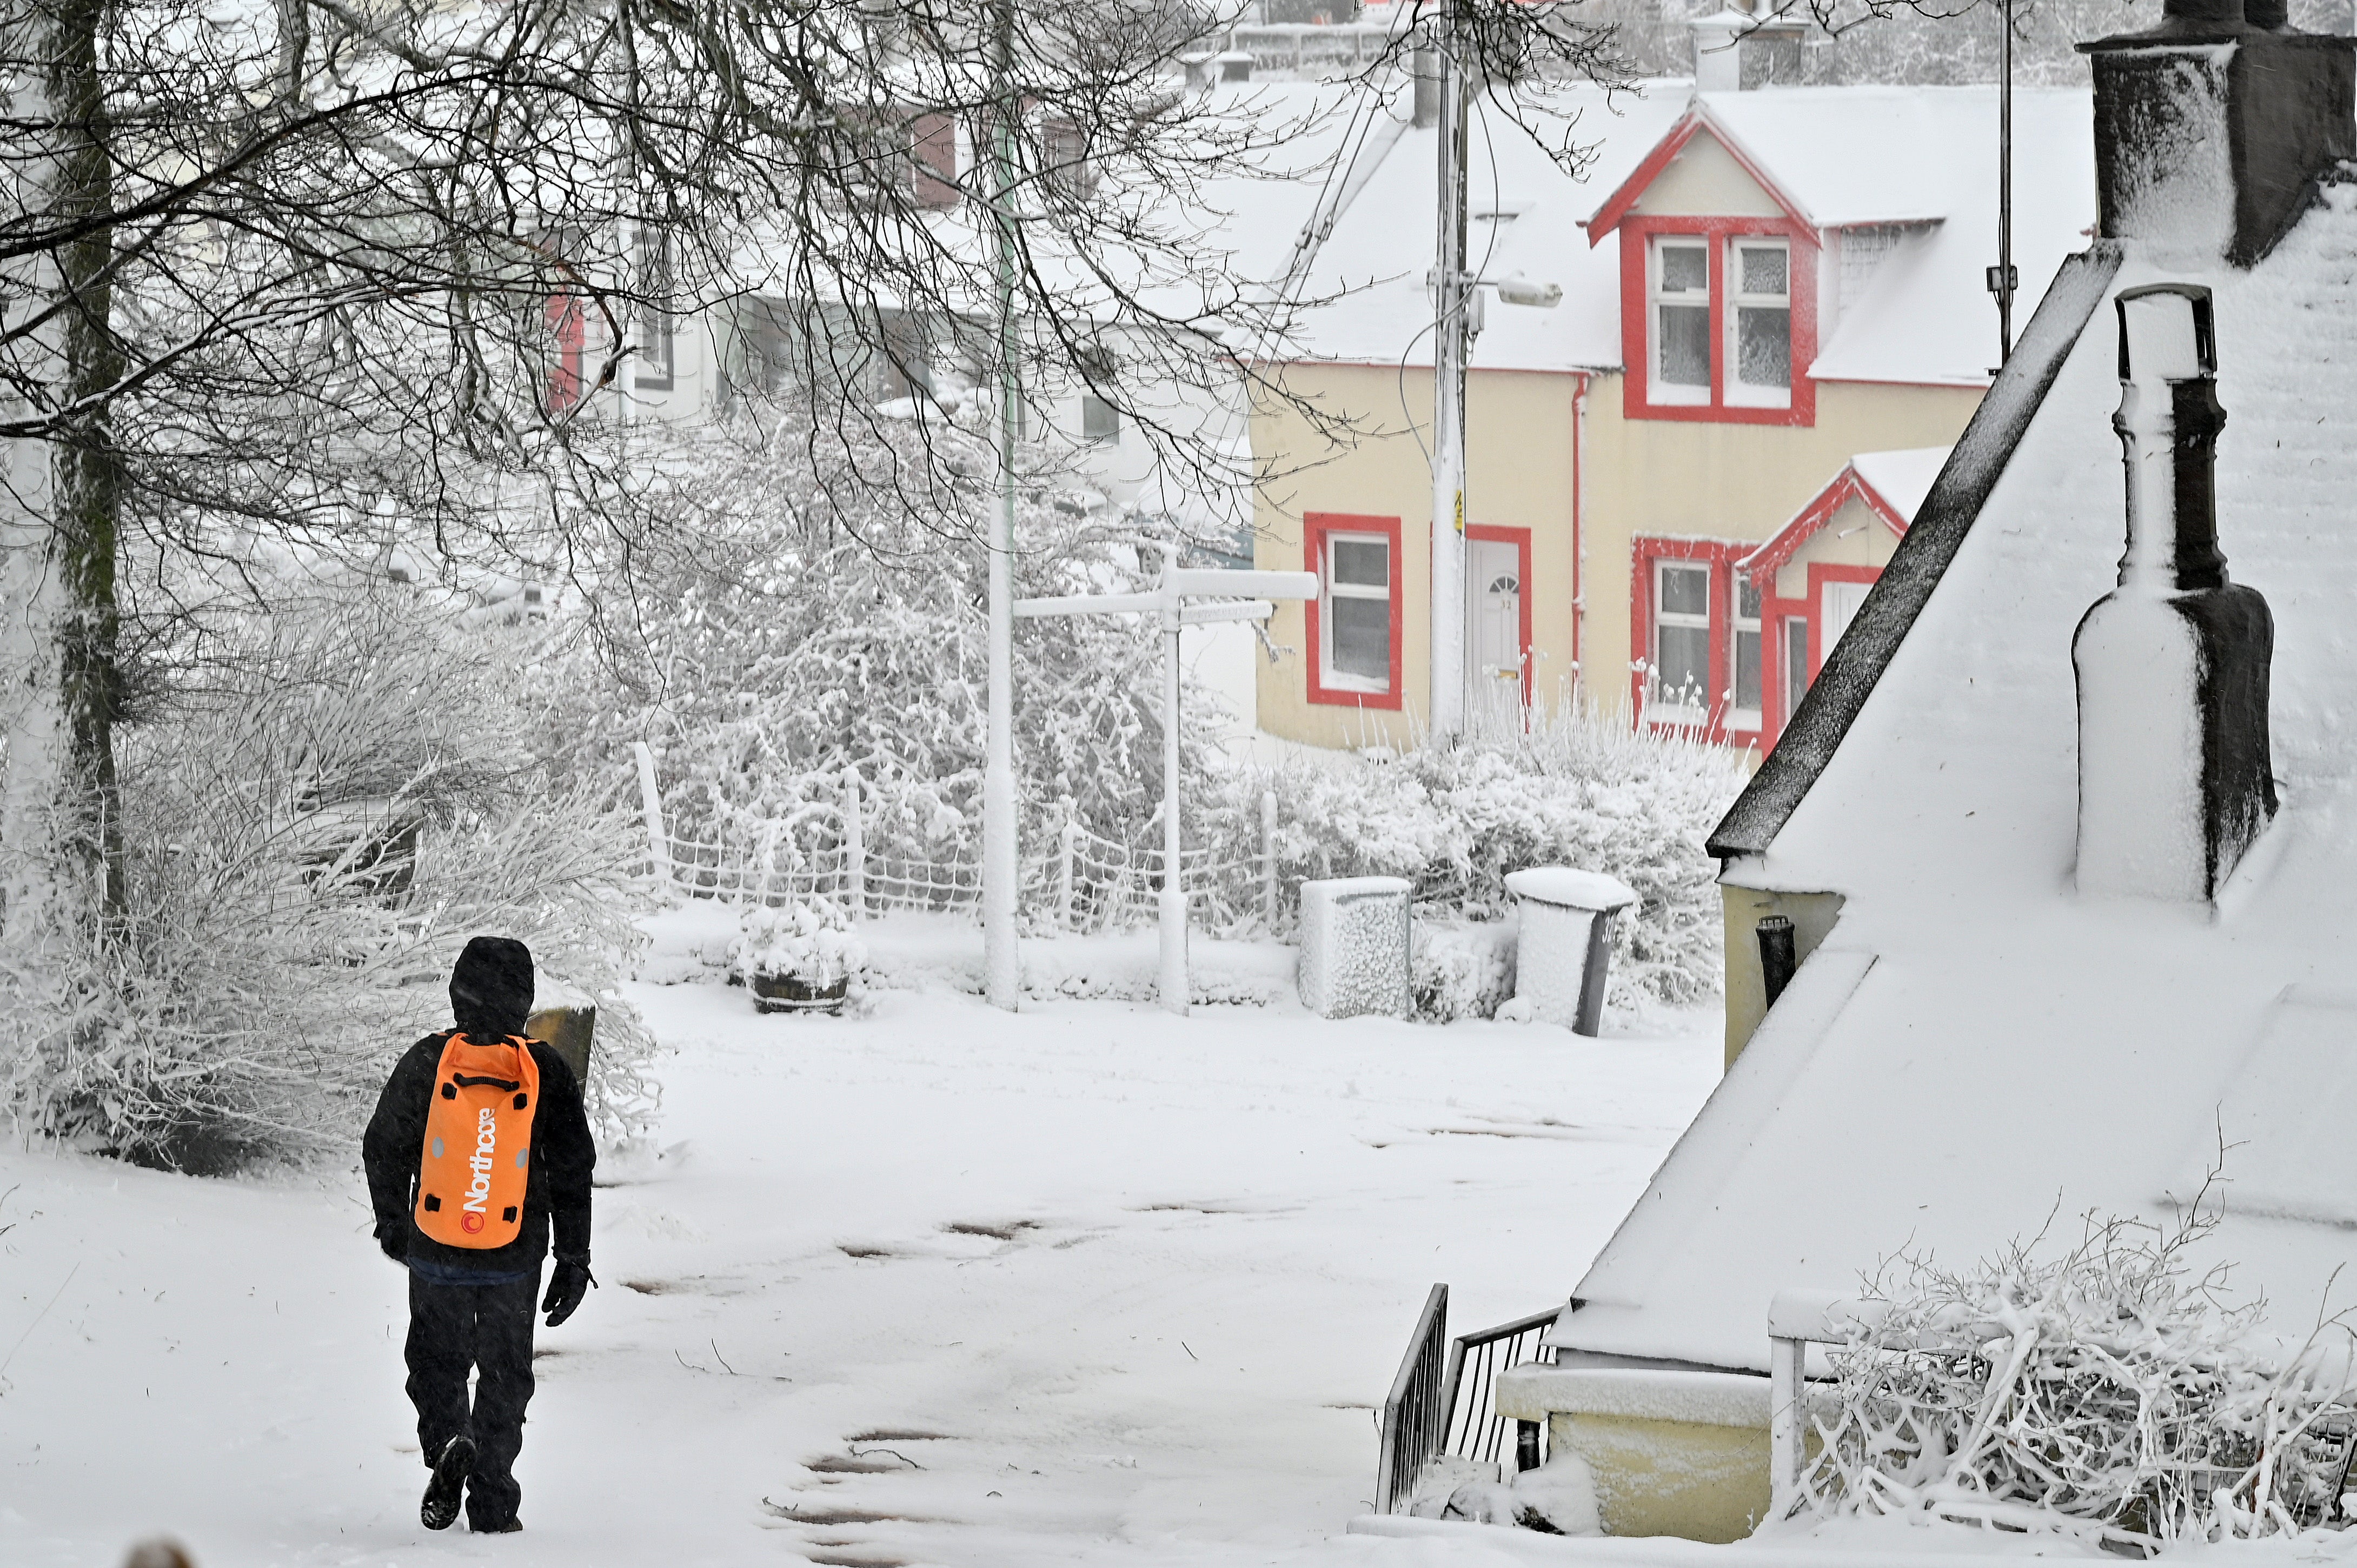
[1785,617,1811,715]
[1331,596,1390,682]
[1735,627,1762,711]
[1737,307,1791,389]
[1655,624,1710,701]
[1659,244,1707,294]
[1739,246,1788,297]
[1658,563,1709,617]
[1737,576,1761,620]
[1082,393,1119,442]
[1658,304,1710,387]
[1332,539,1387,588]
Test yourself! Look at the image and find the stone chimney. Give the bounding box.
[2081,0,2355,267]
[2073,284,2275,903]
[1692,4,1807,91]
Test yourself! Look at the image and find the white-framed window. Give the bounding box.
[1651,560,1711,715]
[1321,533,1392,693]
[1730,573,1762,731]
[1649,235,1711,404]
[1726,238,1792,407]
[1078,347,1119,442]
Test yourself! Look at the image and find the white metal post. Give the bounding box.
[1159,551,1188,1016]
[1428,0,1470,745]
[841,765,865,921]
[1014,564,1318,1017]
[632,740,672,891]
[981,0,1021,1010]
[1768,1330,1806,1523]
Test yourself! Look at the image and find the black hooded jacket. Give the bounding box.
[362,936,595,1274]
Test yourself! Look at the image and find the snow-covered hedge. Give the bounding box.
[1231,709,1745,1009]
[0,599,656,1172]
[1796,1206,2355,1549]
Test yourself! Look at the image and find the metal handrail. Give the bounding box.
[1376,1284,1449,1513]
[1445,1307,1561,1472]
[1377,1291,1562,1513]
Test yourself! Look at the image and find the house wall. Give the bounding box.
[1630,132,1785,221]
[1547,1412,1771,1543]
[1719,883,1847,1067]
[1251,364,1584,749]
[1773,494,1899,599]
[1586,375,1980,730]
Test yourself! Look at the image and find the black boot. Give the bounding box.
[422,1434,476,1531]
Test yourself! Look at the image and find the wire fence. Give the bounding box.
[633,746,1286,934]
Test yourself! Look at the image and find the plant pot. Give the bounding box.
[750,969,849,1015]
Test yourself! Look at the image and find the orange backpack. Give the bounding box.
[414,1033,542,1249]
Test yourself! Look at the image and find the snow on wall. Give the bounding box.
[1497,1367,1771,1429]
[1297,876,1411,1019]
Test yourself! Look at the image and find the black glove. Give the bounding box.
[376,1224,407,1264]
[542,1258,596,1327]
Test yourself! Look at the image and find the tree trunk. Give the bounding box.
[1,0,125,951]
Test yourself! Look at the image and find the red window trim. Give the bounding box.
[1756,561,1885,748]
[1629,536,1753,744]
[1304,511,1405,711]
[1466,523,1534,705]
[1618,217,1818,427]
[545,292,586,413]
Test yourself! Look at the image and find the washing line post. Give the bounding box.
[1013,559,1318,1015]
[632,740,672,892]
[841,766,865,921]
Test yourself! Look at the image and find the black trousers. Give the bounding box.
[404,1266,541,1529]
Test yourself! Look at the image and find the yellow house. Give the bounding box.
[1254,82,2094,756]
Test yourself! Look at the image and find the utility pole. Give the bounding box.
[1989,0,2017,365]
[1427,0,1470,745]
[982,0,1020,1010]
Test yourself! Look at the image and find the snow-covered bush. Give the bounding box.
[0,597,657,1172]
[520,406,1232,888]
[730,898,868,988]
[1794,1206,2355,1549]
[1227,705,1744,1009]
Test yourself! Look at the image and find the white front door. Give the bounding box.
[1821,579,1871,661]
[1467,537,1523,723]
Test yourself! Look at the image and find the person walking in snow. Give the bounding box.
[363,935,597,1533]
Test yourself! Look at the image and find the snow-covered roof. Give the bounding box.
[1553,182,2357,1374]
[1276,81,1691,373]
[1739,445,1942,579]
[1848,446,1948,523]
[1277,83,2093,387]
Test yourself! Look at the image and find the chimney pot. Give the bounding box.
[2073,285,2275,903]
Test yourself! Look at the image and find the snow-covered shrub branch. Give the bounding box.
[1796,1201,2356,1549]
[1221,705,1745,1009]
[0,595,656,1172]
[523,406,1231,893]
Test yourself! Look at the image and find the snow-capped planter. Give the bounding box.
[1502,867,1636,1036]
[731,898,867,1015]
[1298,876,1411,1019]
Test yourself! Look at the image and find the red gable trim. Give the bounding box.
[1737,464,1909,582]
[1586,108,1812,245]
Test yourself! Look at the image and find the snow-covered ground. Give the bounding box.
[0,929,1721,1568]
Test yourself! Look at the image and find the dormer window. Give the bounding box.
[1729,240,1792,407]
[1651,237,1711,403]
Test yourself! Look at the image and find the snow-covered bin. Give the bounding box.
[1504,867,1636,1035]
[1298,876,1411,1019]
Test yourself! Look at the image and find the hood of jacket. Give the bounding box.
[450,935,534,1040]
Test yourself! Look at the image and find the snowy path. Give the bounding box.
[0,976,1720,1568]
